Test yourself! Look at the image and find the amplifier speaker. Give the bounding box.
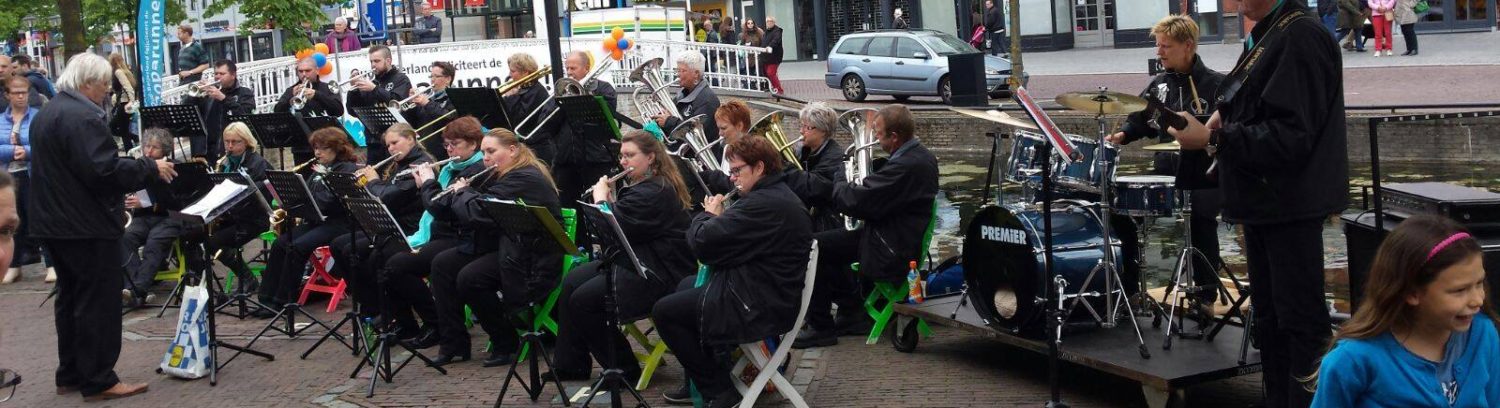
[1343,212,1500,311]
[947,52,987,107]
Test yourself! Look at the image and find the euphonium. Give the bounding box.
[667,115,726,175]
[840,108,879,231]
[629,58,682,122]
[750,111,803,171]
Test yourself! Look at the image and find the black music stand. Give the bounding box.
[164,179,274,385]
[299,172,372,358]
[477,198,578,407]
[141,105,209,157]
[134,161,212,316]
[447,87,511,130]
[556,94,622,141]
[352,106,406,155]
[208,171,279,320]
[234,171,340,354]
[235,113,313,168]
[571,202,649,408]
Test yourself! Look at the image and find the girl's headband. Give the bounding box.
[1427,232,1473,263]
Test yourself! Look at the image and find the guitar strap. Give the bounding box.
[1217,9,1309,109]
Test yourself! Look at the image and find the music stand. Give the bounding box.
[446,87,511,130]
[556,94,622,141]
[233,171,340,356]
[235,113,312,168]
[352,106,407,153]
[570,202,650,408]
[164,179,274,384]
[141,105,209,157]
[207,171,279,320]
[475,198,577,407]
[134,161,212,316]
[298,172,371,358]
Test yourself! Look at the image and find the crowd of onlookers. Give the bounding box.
[1325,0,1423,55]
[691,15,785,94]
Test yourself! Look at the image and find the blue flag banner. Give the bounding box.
[138,0,167,107]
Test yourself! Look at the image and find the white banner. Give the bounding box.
[319,42,620,90]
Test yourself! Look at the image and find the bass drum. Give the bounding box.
[962,201,1124,337]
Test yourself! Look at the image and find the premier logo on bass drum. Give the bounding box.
[980,225,1027,245]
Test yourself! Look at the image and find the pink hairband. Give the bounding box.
[1427,232,1472,263]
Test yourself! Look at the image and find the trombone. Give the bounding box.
[494,65,552,96]
[516,60,615,139]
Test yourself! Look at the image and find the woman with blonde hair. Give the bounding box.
[202,122,272,293]
[108,52,139,149]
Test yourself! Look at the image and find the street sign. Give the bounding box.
[360,0,388,42]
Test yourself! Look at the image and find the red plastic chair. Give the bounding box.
[297,245,347,313]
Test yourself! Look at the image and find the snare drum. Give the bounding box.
[1053,135,1119,193]
[1004,132,1047,183]
[1111,175,1177,217]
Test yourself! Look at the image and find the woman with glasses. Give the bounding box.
[405,61,457,158]
[548,130,697,383]
[200,122,271,295]
[0,75,48,284]
[254,127,360,318]
[783,101,846,233]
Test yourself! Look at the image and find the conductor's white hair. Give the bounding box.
[677,51,705,75]
[56,53,112,92]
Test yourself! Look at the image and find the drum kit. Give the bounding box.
[956,88,1231,355]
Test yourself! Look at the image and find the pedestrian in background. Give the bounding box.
[893,9,909,29]
[1338,0,1366,52]
[741,20,763,90]
[985,0,1008,56]
[325,17,364,54]
[762,17,784,94]
[1368,0,1395,56]
[1395,0,1420,55]
[415,3,443,44]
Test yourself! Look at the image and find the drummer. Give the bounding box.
[1105,15,1226,308]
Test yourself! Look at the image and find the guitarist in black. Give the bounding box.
[1169,0,1348,406]
[1106,15,1226,308]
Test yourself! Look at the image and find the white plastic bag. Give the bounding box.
[160,281,212,379]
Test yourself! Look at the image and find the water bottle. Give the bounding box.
[906,260,923,304]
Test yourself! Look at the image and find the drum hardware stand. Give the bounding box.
[1154,189,1229,350]
[1038,136,1068,408]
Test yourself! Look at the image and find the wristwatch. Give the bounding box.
[1205,129,1221,156]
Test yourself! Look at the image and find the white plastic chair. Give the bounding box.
[731,240,817,408]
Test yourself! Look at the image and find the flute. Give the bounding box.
[578,167,635,199]
[430,165,496,201]
[395,155,463,180]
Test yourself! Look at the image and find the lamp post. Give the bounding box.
[21,16,36,60]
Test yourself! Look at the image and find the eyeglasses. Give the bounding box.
[443,141,466,149]
[0,368,21,403]
[728,164,749,177]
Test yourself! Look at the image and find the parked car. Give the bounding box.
[825,29,1025,104]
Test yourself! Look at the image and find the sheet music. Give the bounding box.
[181,180,248,218]
[134,189,154,209]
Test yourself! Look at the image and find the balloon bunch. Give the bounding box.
[601,27,633,61]
[294,43,336,77]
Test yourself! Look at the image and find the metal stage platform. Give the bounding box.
[893,295,1262,407]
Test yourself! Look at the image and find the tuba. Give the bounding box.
[839,108,880,231]
[668,114,725,176]
[630,57,681,122]
[750,111,803,171]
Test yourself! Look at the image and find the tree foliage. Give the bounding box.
[205,0,345,54]
[1,0,186,57]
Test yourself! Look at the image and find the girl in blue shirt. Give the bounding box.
[1311,214,1500,407]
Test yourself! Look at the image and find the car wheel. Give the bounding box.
[842,74,868,102]
[893,95,911,102]
[939,77,953,105]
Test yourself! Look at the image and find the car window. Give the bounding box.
[919,34,981,56]
[893,38,926,59]
[835,37,871,55]
[865,36,896,58]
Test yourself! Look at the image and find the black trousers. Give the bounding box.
[10,170,50,268]
[429,247,518,356]
[385,239,461,332]
[43,239,125,396]
[552,260,658,374]
[197,218,269,287]
[330,232,406,318]
[653,278,734,397]
[553,162,614,210]
[989,31,1008,55]
[1244,219,1329,408]
[806,229,867,330]
[121,213,184,297]
[1400,23,1418,52]
[258,220,350,306]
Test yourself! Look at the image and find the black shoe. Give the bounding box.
[402,326,441,349]
[791,326,839,349]
[249,306,279,319]
[430,350,471,366]
[706,389,744,408]
[481,350,517,367]
[540,369,591,382]
[1410,50,1419,56]
[662,382,694,405]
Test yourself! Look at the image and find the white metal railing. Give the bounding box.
[159,38,771,113]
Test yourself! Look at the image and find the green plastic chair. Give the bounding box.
[153,240,189,284]
[223,231,275,294]
[858,200,938,345]
[514,207,582,361]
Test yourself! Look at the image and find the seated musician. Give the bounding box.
[1105,15,1226,307]
[549,130,697,382]
[389,116,489,350]
[549,51,620,205]
[345,45,412,164]
[197,122,272,294]
[783,101,847,233]
[652,51,720,145]
[121,129,188,307]
[652,136,812,406]
[419,122,564,367]
[404,61,457,157]
[328,124,433,327]
[254,128,360,318]
[501,53,553,162]
[675,100,753,205]
[792,104,938,349]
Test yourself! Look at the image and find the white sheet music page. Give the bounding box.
[181,180,248,218]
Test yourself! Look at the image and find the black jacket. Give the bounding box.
[308,160,361,223]
[30,90,161,239]
[274,80,344,117]
[505,84,552,159]
[427,165,563,307]
[599,177,695,317]
[806,139,939,281]
[1214,2,1348,225]
[345,68,412,110]
[365,150,433,232]
[418,156,487,243]
[416,15,443,44]
[1118,55,1225,190]
[687,172,812,345]
[763,26,785,65]
[200,83,256,155]
[783,138,847,233]
[662,80,721,147]
[216,151,273,231]
[550,80,620,165]
[985,6,1006,32]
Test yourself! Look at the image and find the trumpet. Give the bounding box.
[430,165,496,201]
[186,78,223,98]
[840,108,879,231]
[398,85,434,110]
[332,69,375,95]
[290,78,313,111]
[579,167,636,200]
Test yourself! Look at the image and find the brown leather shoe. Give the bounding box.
[56,385,77,395]
[83,382,148,402]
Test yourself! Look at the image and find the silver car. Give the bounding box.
[824,30,1022,104]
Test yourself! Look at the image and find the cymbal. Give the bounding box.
[948,107,1039,130]
[1054,91,1148,115]
[1142,141,1182,151]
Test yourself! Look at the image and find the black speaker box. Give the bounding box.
[947,52,987,107]
[1342,212,1500,312]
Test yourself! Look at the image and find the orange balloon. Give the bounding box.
[319,64,334,76]
[314,43,330,54]
[603,38,618,51]
[296,49,312,60]
[611,49,624,61]
[611,27,625,40]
